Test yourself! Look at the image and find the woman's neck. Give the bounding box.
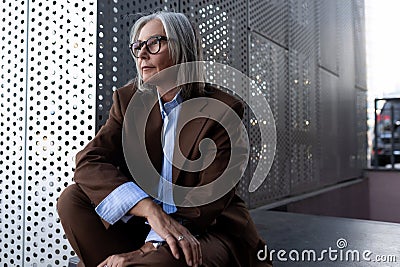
[158,87,179,103]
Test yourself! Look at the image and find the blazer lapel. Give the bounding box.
[145,104,163,174]
[172,97,209,184]
[131,91,163,174]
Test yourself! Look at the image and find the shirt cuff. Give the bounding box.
[95,182,149,225]
[145,229,165,243]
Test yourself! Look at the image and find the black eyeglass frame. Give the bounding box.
[129,35,168,58]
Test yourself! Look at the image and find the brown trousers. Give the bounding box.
[57,184,269,267]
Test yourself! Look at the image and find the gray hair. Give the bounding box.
[129,11,205,99]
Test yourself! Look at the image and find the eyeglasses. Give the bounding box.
[129,35,168,58]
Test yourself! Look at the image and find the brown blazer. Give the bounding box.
[73,82,269,266]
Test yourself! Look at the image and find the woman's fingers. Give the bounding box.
[96,250,142,267]
[164,230,201,266]
[146,211,202,266]
[177,235,195,266]
[97,233,201,267]
[189,235,202,266]
[170,231,201,267]
[185,234,202,267]
[165,233,180,260]
[97,257,108,267]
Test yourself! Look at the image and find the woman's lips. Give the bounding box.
[142,66,154,71]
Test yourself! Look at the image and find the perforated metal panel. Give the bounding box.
[288,0,321,194]
[248,32,290,206]
[96,0,179,130]
[336,0,360,180]
[353,0,367,90]
[356,89,367,170]
[0,1,27,265]
[249,0,289,48]
[182,0,248,73]
[247,0,289,206]
[319,0,339,74]
[319,70,340,186]
[1,0,97,266]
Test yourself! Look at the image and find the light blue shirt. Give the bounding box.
[95,91,182,243]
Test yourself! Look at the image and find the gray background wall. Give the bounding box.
[95,0,367,206]
[0,0,367,266]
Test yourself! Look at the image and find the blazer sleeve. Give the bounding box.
[175,100,248,231]
[73,89,133,206]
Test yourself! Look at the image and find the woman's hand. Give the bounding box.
[97,242,155,267]
[129,198,202,267]
[146,208,202,267]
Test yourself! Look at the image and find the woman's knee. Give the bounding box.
[57,184,89,220]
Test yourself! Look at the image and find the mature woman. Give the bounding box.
[57,11,272,267]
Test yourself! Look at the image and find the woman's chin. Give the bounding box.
[141,73,155,84]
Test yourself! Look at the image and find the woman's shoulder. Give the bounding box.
[115,80,137,100]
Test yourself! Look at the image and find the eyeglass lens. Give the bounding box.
[131,36,161,57]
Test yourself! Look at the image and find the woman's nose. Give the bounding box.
[138,45,149,59]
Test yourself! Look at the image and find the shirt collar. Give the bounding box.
[157,90,183,118]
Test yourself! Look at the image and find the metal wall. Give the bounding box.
[1,0,97,266]
[0,0,367,265]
